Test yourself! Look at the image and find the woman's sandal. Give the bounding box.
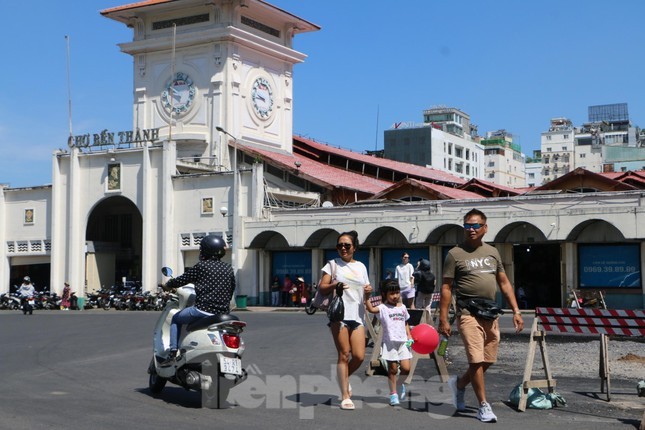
[340,399,355,410]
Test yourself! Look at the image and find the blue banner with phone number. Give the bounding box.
[578,244,641,288]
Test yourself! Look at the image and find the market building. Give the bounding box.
[1,0,643,310]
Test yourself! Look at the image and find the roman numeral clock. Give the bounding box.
[250,76,274,120]
[161,72,196,114]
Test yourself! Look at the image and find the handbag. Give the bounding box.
[457,297,504,320]
[310,259,337,311]
[326,287,344,322]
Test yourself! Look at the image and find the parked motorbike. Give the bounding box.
[304,287,319,315]
[42,291,61,310]
[568,289,607,309]
[1,292,21,310]
[148,267,247,408]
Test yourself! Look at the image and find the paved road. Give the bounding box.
[0,309,641,430]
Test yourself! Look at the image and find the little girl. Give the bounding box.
[364,279,413,406]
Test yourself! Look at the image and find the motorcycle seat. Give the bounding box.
[186,313,239,332]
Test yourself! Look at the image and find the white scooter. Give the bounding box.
[148,267,247,408]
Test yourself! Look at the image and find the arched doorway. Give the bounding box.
[85,196,143,291]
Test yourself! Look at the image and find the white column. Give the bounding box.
[161,140,176,270]
[0,185,7,294]
[68,148,84,296]
[141,143,154,292]
[50,153,64,294]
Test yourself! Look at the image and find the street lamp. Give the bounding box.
[215,126,238,289]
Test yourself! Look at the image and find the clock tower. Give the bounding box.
[101,0,319,168]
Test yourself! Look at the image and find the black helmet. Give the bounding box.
[200,235,226,259]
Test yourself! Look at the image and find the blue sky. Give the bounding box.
[2,1,644,188]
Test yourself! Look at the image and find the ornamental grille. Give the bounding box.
[241,16,279,37]
[192,233,206,247]
[152,14,209,30]
[6,240,50,254]
[181,234,191,247]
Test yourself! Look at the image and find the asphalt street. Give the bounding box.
[0,309,642,430]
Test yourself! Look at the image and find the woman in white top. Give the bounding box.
[319,230,372,410]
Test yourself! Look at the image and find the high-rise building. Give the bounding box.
[541,117,575,183]
[384,107,483,181]
[541,104,644,182]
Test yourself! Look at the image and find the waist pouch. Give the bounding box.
[457,298,504,320]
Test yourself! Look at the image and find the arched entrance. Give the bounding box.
[85,196,143,291]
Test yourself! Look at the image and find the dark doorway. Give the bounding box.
[10,263,51,293]
[513,244,561,308]
[86,196,142,291]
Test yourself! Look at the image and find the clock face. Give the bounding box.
[161,72,196,114]
[251,77,274,119]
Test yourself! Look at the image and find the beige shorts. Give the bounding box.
[457,314,500,364]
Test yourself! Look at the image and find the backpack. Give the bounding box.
[414,259,435,294]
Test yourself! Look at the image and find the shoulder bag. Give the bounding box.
[310,259,337,311]
[457,297,504,320]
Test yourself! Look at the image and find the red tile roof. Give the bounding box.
[458,178,521,197]
[101,0,172,15]
[236,142,392,195]
[372,178,483,201]
[294,136,467,186]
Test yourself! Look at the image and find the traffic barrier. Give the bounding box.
[518,307,645,411]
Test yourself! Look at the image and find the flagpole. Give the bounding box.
[65,35,73,141]
[168,24,176,143]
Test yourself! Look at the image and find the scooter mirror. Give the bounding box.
[161,267,173,277]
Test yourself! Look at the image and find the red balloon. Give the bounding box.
[410,323,440,354]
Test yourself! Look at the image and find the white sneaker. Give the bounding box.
[448,375,466,411]
[477,401,497,422]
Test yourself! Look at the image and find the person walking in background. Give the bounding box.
[61,282,71,310]
[270,275,280,306]
[364,279,412,406]
[281,274,293,307]
[413,258,436,309]
[439,208,524,422]
[318,230,372,410]
[395,252,415,309]
[294,276,307,307]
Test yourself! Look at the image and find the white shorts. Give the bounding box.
[380,340,413,362]
[400,287,416,299]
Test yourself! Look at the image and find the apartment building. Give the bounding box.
[481,130,526,188]
[384,107,484,181]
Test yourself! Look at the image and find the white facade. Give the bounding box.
[0,0,642,310]
[541,118,575,182]
[433,128,484,180]
[482,131,526,188]
[524,161,542,188]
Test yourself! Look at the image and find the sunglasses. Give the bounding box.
[336,243,352,250]
[463,223,485,230]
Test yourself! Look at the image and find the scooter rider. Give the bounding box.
[162,235,236,364]
[18,276,36,314]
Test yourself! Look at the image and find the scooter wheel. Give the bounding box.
[305,306,317,315]
[148,359,166,394]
